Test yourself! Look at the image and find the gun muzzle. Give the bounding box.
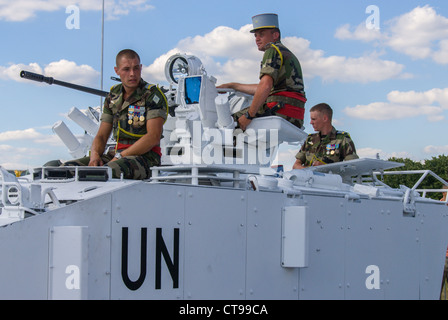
[20,71,55,85]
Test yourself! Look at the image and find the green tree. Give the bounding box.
[383,155,448,200]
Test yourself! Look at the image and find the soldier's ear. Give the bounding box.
[272,29,281,41]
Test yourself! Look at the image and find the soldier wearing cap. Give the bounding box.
[217,13,306,131]
[293,103,358,169]
[59,49,167,180]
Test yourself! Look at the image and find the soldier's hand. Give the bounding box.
[238,115,252,131]
[88,154,104,167]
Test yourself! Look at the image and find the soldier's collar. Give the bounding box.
[329,126,338,138]
[319,126,337,140]
[135,79,149,94]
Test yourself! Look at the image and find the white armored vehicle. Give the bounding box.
[1,54,448,300]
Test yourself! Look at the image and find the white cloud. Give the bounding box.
[0,143,55,170]
[0,0,154,22]
[387,88,448,107]
[432,39,448,65]
[143,24,410,86]
[424,145,448,156]
[0,62,43,82]
[336,5,448,65]
[0,127,69,169]
[335,23,384,43]
[1,22,411,87]
[0,59,99,86]
[0,128,43,142]
[43,59,99,86]
[299,51,409,83]
[387,5,448,62]
[345,101,443,121]
[344,87,448,121]
[105,0,154,20]
[178,25,255,59]
[0,127,63,146]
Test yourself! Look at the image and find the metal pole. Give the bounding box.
[100,0,105,108]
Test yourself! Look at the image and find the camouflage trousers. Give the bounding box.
[61,151,161,180]
[234,102,304,129]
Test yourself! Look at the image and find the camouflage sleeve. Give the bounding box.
[259,46,281,82]
[145,86,168,121]
[99,94,113,123]
[295,136,310,164]
[341,134,359,161]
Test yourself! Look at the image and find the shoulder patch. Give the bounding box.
[336,131,352,139]
[145,83,155,90]
[110,83,122,93]
[337,131,349,136]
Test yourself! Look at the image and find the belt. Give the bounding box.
[266,91,306,119]
[266,91,307,106]
[118,139,136,145]
[116,141,162,157]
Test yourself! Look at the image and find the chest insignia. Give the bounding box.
[128,105,145,127]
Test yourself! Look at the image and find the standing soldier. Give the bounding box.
[293,103,358,169]
[61,49,167,179]
[217,13,306,130]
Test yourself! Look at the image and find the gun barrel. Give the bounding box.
[20,70,54,84]
[20,70,109,98]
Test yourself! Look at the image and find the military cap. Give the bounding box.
[250,13,279,33]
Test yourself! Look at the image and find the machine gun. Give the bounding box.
[20,70,109,97]
[19,70,110,159]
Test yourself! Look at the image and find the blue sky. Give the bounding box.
[0,0,447,170]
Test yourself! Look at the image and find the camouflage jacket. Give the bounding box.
[260,41,306,106]
[100,79,167,144]
[295,127,358,167]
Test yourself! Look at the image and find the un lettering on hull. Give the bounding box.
[109,183,184,299]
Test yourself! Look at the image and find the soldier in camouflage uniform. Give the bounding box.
[61,49,167,180]
[293,103,358,169]
[217,13,306,130]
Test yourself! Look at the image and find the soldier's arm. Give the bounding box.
[293,159,306,169]
[341,135,359,161]
[89,121,113,166]
[238,75,274,130]
[247,75,273,116]
[216,83,258,95]
[293,142,308,169]
[116,117,164,158]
